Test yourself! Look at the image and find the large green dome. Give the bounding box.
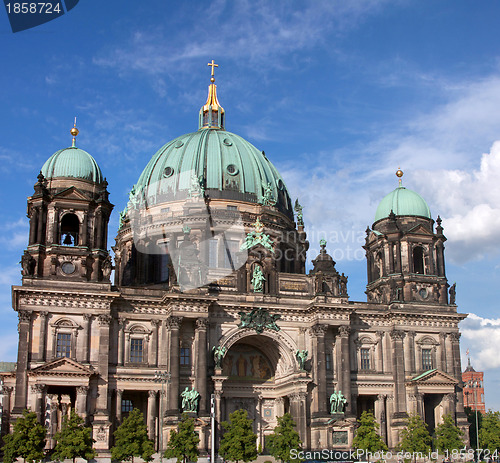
[133,128,293,217]
[41,146,103,183]
[374,186,431,222]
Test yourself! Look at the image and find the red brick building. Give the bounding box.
[463,359,486,413]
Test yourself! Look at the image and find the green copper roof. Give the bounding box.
[41,147,103,183]
[133,129,293,217]
[374,186,431,222]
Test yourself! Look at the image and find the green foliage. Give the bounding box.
[52,410,95,463]
[219,409,257,463]
[2,409,46,463]
[397,413,432,457]
[464,407,482,449]
[353,411,388,453]
[267,413,302,463]
[479,410,500,453]
[111,408,154,463]
[164,413,200,463]
[434,414,464,454]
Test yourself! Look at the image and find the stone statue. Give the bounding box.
[295,350,308,370]
[260,182,276,206]
[449,283,456,304]
[181,387,200,413]
[20,251,36,276]
[188,174,205,199]
[118,208,127,230]
[102,256,113,279]
[212,345,227,369]
[339,273,348,296]
[294,199,304,226]
[330,390,347,414]
[251,265,266,293]
[240,218,275,254]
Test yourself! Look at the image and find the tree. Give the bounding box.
[479,410,500,453]
[352,411,388,453]
[111,408,154,463]
[267,413,302,463]
[164,413,200,463]
[2,409,46,463]
[219,409,257,463]
[52,409,95,463]
[397,413,432,462]
[434,414,464,455]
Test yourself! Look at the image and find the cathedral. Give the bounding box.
[5,63,469,456]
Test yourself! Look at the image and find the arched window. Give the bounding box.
[60,213,79,246]
[413,246,425,274]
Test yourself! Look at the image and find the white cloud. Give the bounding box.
[461,314,500,371]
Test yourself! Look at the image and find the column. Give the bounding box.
[404,331,415,374]
[76,386,89,421]
[195,318,208,414]
[81,211,88,246]
[147,390,157,441]
[81,314,91,363]
[116,389,123,424]
[449,332,466,413]
[95,209,103,249]
[289,392,308,447]
[149,320,160,367]
[29,207,38,245]
[117,318,125,366]
[445,333,454,375]
[31,384,45,423]
[275,397,285,417]
[13,310,31,414]
[37,311,48,362]
[376,331,384,373]
[158,320,168,367]
[167,316,182,413]
[311,324,328,416]
[438,332,446,371]
[37,205,44,244]
[48,394,59,447]
[52,207,59,244]
[337,326,352,415]
[96,314,111,413]
[374,394,387,444]
[390,329,407,415]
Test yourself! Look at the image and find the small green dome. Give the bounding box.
[133,129,293,217]
[374,186,431,222]
[41,147,103,183]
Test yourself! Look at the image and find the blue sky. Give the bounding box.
[1,0,500,409]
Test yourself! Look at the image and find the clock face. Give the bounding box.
[419,288,428,299]
[61,261,76,275]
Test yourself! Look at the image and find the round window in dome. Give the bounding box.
[277,179,284,190]
[61,262,76,275]
[223,138,233,146]
[226,164,238,176]
[174,140,184,148]
[163,167,174,178]
[419,288,428,299]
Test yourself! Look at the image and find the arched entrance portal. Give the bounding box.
[215,332,308,451]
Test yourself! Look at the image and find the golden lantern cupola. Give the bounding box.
[199,60,225,130]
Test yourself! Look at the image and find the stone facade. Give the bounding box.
[6,82,469,455]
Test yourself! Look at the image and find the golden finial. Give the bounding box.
[396,167,403,186]
[70,117,79,147]
[208,60,218,83]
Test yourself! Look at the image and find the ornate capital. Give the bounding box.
[288,391,307,402]
[151,319,160,327]
[376,394,386,401]
[77,386,89,395]
[405,331,416,339]
[38,311,48,319]
[196,318,208,330]
[376,331,384,340]
[444,393,456,402]
[167,316,182,330]
[275,397,284,405]
[83,313,92,321]
[98,314,112,326]
[311,324,327,337]
[31,384,46,394]
[3,386,13,394]
[116,389,124,397]
[448,332,461,342]
[338,325,350,338]
[389,329,405,341]
[148,390,157,398]
[18,310,31,323]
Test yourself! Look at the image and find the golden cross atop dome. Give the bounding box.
[208,60,218,82]
[70,116,79,147]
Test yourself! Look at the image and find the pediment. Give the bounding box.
[29,357,94,377]
[53,186,90,201]
[406,224,433,236]
[409,369,457,386]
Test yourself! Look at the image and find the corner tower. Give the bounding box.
[22,123,114,282]
[364,169,448,304]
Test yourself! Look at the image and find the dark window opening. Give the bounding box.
[180,347,190,366]
[122,399,133,412]
[130,339,144,363]
[360,348,370,370]
[413,246,425,274]
[60,213,79,246]
[56,333,71,358]
[422,348,433,370]
[325,353,332,371]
